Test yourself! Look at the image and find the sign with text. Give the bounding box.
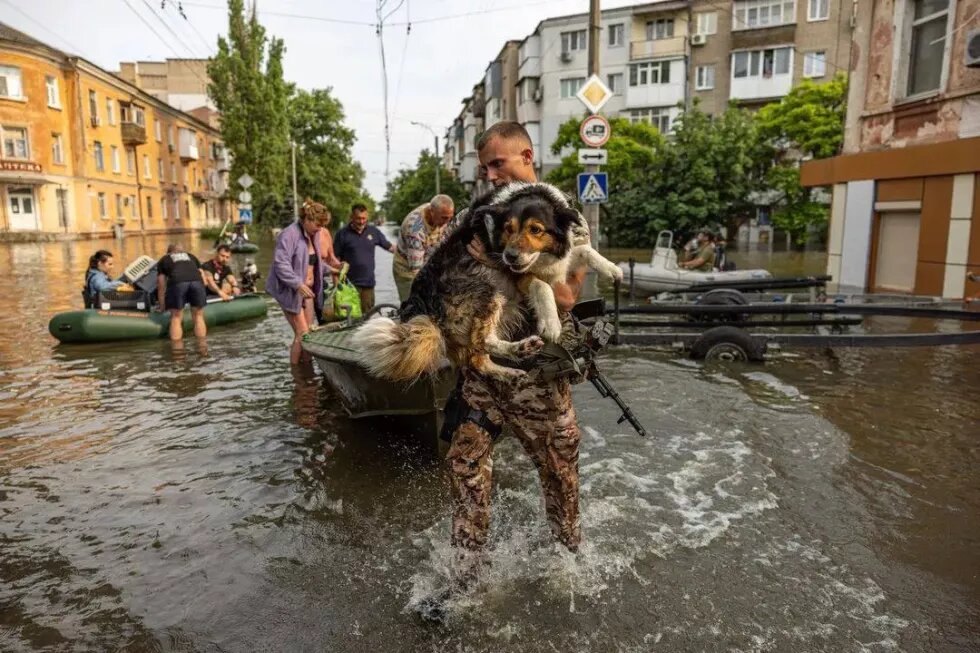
[0,160,41,173]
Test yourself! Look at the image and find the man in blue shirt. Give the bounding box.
[333,203,395,312]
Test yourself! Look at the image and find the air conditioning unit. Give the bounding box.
[560,51,573,63]
[90,115,100,127]
[691,33,707,46]
[966,28,980,68]
[532,87,543,102]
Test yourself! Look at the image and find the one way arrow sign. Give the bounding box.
[578,148,608,165]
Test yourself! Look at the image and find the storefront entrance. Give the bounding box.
[7,186,39,231]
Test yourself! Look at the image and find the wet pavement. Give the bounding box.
[0,233,977,652]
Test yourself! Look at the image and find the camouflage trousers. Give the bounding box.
[447,367,582,552]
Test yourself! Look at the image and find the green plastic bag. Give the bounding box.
[325,263,361,321]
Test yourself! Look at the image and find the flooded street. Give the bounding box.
[1,234,978,652]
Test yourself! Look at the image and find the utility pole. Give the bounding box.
[585,0,601,249]
[290,140,299,220]
[410,120,441,196]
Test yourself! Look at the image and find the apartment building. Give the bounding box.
[801,0,980,299]
[0,23,230,240]
[117,58,213,113]
[448,0,854,182]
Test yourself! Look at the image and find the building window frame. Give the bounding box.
[607,72,624,94]
[45,75,61,108]
[733,0,797,30]
[894,0,955,101]
[559,77,586,99]
[629,60,672,86]
[126,148,136,175]
[628,106,672,133]
[696,64,716,90]
[97,192,107,219]
[695,11,719,35]
[93,141,105,172]
[146,195,153,218]
[154,119,162,142]
[645,18,675,41]
[560,29,587,53]
[88,90,99,124]
[802,50,827,77]
[143,154,151,179]
[110,145,121,173]
[608,23,625,47]
[732,46,793,79]
[2,125,30,159]
[52,132,65,164]
[130,194,137,219]
[0,65,24,100]
[115,193,123,218]
[106,98,116,126]
[807,0,829,21]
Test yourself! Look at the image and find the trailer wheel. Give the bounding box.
[690,326,766,363]
[690,289,748,322]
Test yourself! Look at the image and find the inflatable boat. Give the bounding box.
[619,231,772,294]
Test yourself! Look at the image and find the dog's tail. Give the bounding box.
[357,316,446,381]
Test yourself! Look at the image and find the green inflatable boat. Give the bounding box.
[49,294,268,344]
[229,241,259,254]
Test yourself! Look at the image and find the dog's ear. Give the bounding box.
[554,207,584,230]
[472,205,511,244]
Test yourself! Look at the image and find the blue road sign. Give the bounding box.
[238,208,253,224]
[577,172,608,204]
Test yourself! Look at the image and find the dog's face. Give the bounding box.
[478,195,579,274]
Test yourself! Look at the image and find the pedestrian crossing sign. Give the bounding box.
[577,172,608,204]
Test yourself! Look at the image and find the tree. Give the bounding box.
[208,0,292,223]
[287,88,370,220]
[379,150,469,224]
[755,73,847,246]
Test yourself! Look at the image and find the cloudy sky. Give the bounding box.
[0,0,635,199]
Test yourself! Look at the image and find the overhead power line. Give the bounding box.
[161,0,217,56]
[0,0,87,55]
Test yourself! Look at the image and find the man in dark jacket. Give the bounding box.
[333,203,395,312]
[156,244,208,341]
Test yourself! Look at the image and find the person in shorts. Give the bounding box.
[156,243,208,341]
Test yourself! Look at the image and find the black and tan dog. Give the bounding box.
[358,182,622,381]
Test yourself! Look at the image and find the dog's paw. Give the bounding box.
[608,264,625,282]
[538,316,562,342]
[515,336,544,358]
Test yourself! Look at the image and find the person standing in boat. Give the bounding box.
[84,250,125,307]
[266,199,331,365]
[333,203,395,313]
[680,229,717,272]
[156,244,208,342]
[391,194,455,302]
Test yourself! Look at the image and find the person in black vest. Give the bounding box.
[156,243,208,341]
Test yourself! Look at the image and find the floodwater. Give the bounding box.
[1,233,978,652]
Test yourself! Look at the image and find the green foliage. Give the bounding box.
[756,74,847,245]
[287,88,370,219]
[208,0,292,223]
[379,150,469,225]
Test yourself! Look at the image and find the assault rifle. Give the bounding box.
[537,314,648,437]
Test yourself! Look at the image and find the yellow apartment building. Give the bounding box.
[0,22,231,241]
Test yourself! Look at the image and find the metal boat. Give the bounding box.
[619,230,772,294]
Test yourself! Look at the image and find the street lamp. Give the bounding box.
[409,120,440,195]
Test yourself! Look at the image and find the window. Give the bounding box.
[162,196,169,220]
[143,154,151,179]
[115,193,123,217]
[110,145,120,173]
[559,77,585,98]
[629,60,672,86]
[154,119,162,141]
[88,90,98,123]
[168,125,174,146]
[733,0,796,29]
[905,0,951,97]
[93,141,105,171]
[52,133,64,164]
[608,24,624,47]
[695,11,718,34]
[732,47,792,78]
[646,18,675,40]
[803,51,827,77]
[696,65,716,90]
[97,192,107,219]
[130,194,137,219]
[171,162,177,182]
[629,107,672,133]
[120,102,145,126]
[146,195,153,218]
[518,77,540,104]
[561,30,587,53]
[808,0,829,20]
[2,126,29,159]
[127,149,136,175]
[157,157,164,179]
[106,98,116,126]
[0,66,23,99]
[607,73,624,94]
[45,76,60,108]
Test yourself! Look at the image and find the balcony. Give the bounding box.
[731,24,796,50]
[630,36,686,60]
[120,121,147,146]
[178,128,199,161]
[216,148,231,171]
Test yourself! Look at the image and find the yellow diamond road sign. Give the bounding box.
[576,74,613,114]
